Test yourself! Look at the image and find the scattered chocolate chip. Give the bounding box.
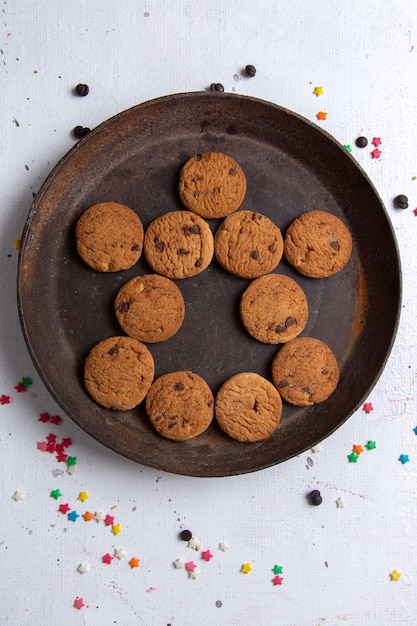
[308,489,323,506]
[180,529,193,541]
[73,125,90,139]
[75,83,89,96]
[155,239,165,252]
[174,382,184,391]
[244,64,256,77]
[250,250,259,260]
[117,302,130,313]
[329,240,339,250]
[210,82,224,92]
[355,136,368,148]
[108,346,119,356]
[394,194,409,209]
[228,168,237,176]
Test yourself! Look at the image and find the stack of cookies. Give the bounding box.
[75,151,353,444]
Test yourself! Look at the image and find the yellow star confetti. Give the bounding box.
[313,85,324,96]
[390,569,401,581]
[241,562,253,574]
[111,523,122,536]
[78,491,89,503]
[13,239,20,250]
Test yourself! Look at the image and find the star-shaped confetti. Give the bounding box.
[218,540,230,552]
[371,148,381,159]
[174,557,185,569]
[316,111,327,121]
[77,562,90,574]
[311,444,321,453]
[313,85,324,96]
[37,441,48,451]
[102,553,113,565]
[241,562,253,574]
[49,415,62,425]
[46,433,57,444]
[13,239,20,250]
[188,567,200,579]
[77,491,89,503]
[12,490,25,501]
[201,550,213,562]
[185,560,198,573]
[413,208,417,216]
[82,511,94,521]
[372,137,382,147]
[348,452,359,463]
[0,394,11,405]
[14,382,26,393]
[56,451,68,462]
[66,456,77,467]
[68,510,80,522]
[73,597,85,610]
[343,144,352,153]
[363,402,374,413]
[59,503,71,514]
[38,412,50,422]
[272,575,284,585]
[399,454,409,464]
[352,444,364,455]
[336,497,345,508]
[413,427,417,436]
[94,511,105,523]
[114,547,127,560]
[104,514,115,526]
[61,437,72,447]
[111,523,122,536]
[188,536,201,551]
[272,564,283,575]
[366,440,377,450]
[390,569,401,581]
[21,377,32,388]
[129,557,140,569]
[67,464,77,475]
[50,489,62,500]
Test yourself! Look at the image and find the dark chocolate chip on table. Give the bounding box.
[73,125,90,139]
[244,64,256,77]
[394,194,409,209]
[355,136,368,148]
[308,489,322,506]
[179,529,192,541]
[210,82,224,92]
[74,83,89,96]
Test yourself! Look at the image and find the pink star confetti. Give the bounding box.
[1,394,11,405]
[201,550,213,562]
[372,137,382,147]
[59,503,71,514]
[104,514,115,526]
[185,560,197,573]
[363,402,374,414]
[73,597,85,610]
[371,148,381,159]
[272,575,284,586]
[102,553,114,565]
[37,441,48,451]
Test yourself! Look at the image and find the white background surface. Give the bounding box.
[2,2,417,625]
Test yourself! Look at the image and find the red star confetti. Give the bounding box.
[38,412,50,422]
[14,382,26,393]
[46,433,57,444]
[73,597,85,610]
[129,557,140,569]
[61,437,72,447]
[59,503,71,514]
[201,550,213,561]
[352,444,364,455]
[372,137,382,147]
[1,394,11,405]
[371,148,381,159]
[316,111,327,120]
[185,561,198,573]
[363,402,374,414]
[46,442,56,453]
[413,208,417,216]
[104,514,115,526]
[272,575,284,585]
[49,415,62,425]
[56,451,68,462]
[102,553,114,565]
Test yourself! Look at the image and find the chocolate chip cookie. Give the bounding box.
[143,210,214,279]
[240,273,308,344]
[145,371,214,441]
[76,202,144,272]
[214,210,283,278]
[215,372,282,442]
[271,337,339,406]
[178,152,247,218]
[283,210,352,278]
[84,336,154,410]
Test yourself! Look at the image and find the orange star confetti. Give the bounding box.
[316,111,327,121]
[352,444,364,455]
[82,511,94,521]
[129,557,140,569]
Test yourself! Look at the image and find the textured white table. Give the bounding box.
[2,2,417,625]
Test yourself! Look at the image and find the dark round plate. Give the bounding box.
[17,92,401,476]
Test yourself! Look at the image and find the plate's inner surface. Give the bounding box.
[18,93,401,476]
